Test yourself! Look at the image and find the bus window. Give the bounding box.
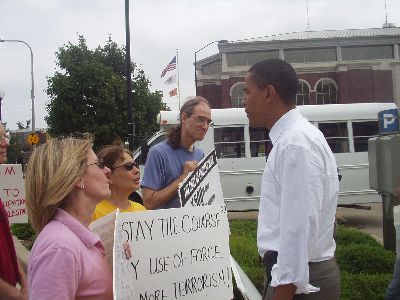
[249,127,273,157]
[352,121,378,152]
[214,127,245,158]
[318,122,349,153]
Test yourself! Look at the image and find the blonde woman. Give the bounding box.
[25,137,113,300]
[92,143,145,221]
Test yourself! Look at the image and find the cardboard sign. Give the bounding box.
[179,149,224,207]
[0,164,28,224]
[113,204,233,300]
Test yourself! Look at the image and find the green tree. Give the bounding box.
[16,119,31,130]
[45,35,167,149]
[3,122,24,164]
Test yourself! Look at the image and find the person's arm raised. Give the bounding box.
[143,161,198,209]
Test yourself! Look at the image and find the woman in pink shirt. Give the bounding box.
[25,136,113,300]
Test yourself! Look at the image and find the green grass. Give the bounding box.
[10,223,37,250]
[229,221,396,300]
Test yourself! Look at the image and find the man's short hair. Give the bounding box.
[248,59,298,105]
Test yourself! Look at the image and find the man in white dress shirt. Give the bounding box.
[243,59,340,300]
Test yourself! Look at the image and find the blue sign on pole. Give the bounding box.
[378,108,399,134]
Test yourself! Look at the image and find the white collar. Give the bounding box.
[269,108,302,146]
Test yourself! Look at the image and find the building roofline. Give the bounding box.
[228,27,400,44]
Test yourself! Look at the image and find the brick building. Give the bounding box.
[195,26,400,108]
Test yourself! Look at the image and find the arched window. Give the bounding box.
[230,82,245,108]
[315,79,338,104]
[296,80,310,105]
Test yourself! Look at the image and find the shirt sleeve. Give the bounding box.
[141,147,166,191]
[29,246,79,300]
[271,143,325,293]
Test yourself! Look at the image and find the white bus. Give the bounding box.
[134,103,397,211]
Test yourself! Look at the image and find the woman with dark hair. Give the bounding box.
[92,142,145,221]
[141,96,212,209]
[25,136,113,299]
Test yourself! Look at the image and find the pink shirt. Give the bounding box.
[28,208,113,300]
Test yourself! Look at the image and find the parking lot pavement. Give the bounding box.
[228,203,384,244]
[337,202,383,244]
[228,211,258,221]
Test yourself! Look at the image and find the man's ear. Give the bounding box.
[181,112,188,126]
[264,85,276,104]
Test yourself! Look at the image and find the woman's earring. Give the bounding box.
[80,182,86,190]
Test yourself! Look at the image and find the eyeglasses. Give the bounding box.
[87,159,106,169]
[112,161,139,171]
[191,115,212,126]
[0,131,10,144]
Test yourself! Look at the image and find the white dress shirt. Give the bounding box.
[257,108,339,294]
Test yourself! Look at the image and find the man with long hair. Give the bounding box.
[0,122,28,300]
[141,96,212,209]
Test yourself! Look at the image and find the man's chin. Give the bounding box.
[196,135,206,141]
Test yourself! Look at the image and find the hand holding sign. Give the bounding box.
[180,161,198,180]
[179,149,224,207]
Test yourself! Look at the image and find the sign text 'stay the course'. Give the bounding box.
[113,205,233,300]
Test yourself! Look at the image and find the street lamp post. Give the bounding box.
[194,40,228,95]
[194,41,215,96]
[125,0,134,151]
[0,39,35,134]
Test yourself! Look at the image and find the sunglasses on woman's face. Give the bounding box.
[112,161,139,171]
[87,159,106,170]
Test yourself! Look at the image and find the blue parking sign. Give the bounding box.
[378,108,399,134]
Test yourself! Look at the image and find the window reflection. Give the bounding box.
[352,121,378,152]
[214,127,245,158]
[318,122,349,153]
[249,127,272,158]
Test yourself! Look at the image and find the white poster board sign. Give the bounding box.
[89,211,116,265]
[113,204,233,300]
[179,149,224,207]
[0,164,27,224]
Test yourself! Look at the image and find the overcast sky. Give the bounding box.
[1,0,400,130]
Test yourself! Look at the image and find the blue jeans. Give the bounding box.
[386,258,400,300]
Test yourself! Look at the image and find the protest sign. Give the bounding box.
[89,210,116,265]
[113,204,233,300]
[0,164,27,224]
[179,149,224,207]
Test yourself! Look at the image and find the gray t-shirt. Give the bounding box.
[141,140,204,209]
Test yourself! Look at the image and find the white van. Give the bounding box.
[134,103,397,211]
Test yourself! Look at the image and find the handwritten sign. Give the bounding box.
[89,211,116,265]
[0,164,28,224]
[179,149,224,207]
[113,204,233,300]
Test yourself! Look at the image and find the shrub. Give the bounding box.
[340,271,392,300]
[229,220,396,299]
[11,223,37,250]
[336,225,381,247]
[336,244,395,274]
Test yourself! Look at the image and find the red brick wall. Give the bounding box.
[196,84,222,108]
[338,69,393,103]
[197,69,394,108]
